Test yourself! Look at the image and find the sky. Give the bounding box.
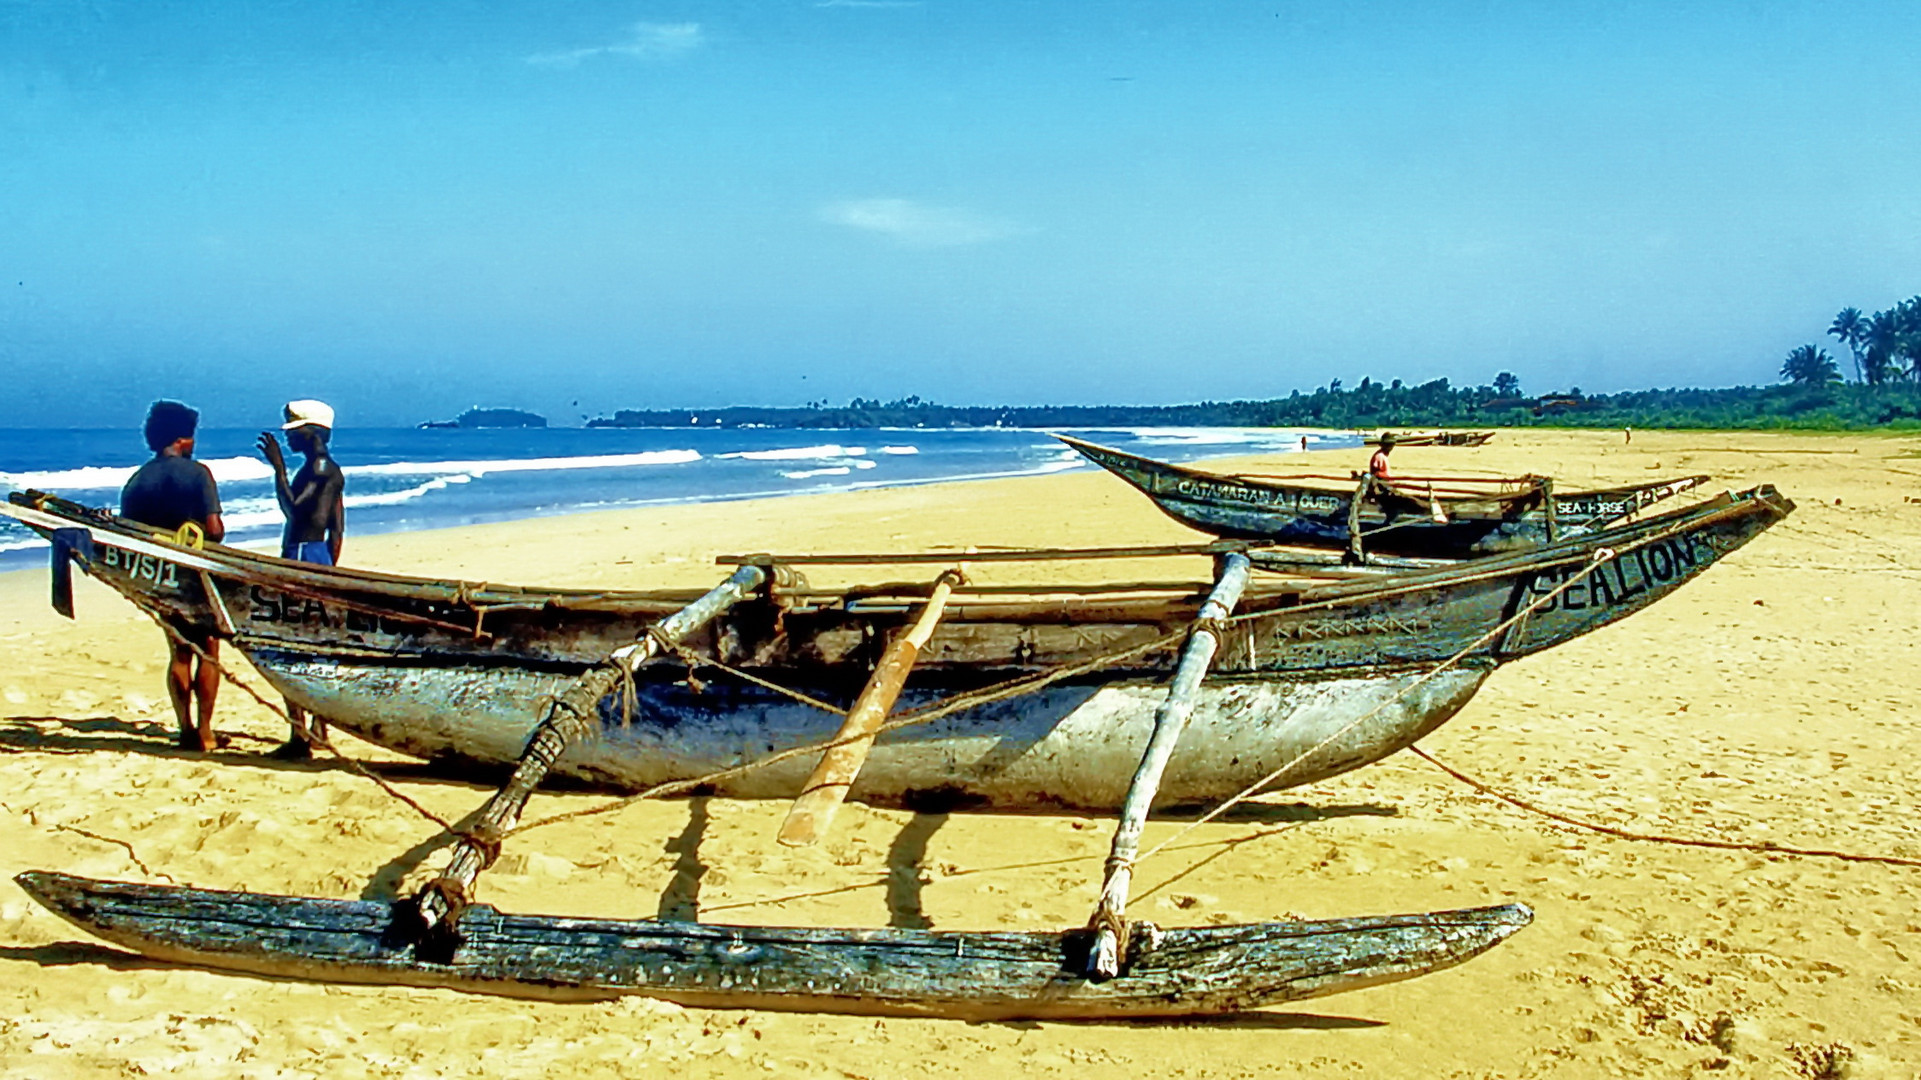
[4,1,1919,428]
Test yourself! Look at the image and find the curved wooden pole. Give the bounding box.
[412,564,768,939]
[1087,552,1252,979]
[778,569,962,848]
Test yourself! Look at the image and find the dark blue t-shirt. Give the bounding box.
[120,455,221,531]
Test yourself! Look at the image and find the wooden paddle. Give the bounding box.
[778,568,963,847]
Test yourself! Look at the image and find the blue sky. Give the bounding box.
[5,1,1919,427]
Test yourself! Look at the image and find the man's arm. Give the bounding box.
[196,463,227,542]
[324,471,345,565]
[258,433,296,516]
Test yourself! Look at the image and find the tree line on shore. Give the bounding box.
[586,296,1921,432]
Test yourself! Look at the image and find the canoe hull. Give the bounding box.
[15,871,1533,1018]
[1058,435,1708,556]
[252,648,1495,810]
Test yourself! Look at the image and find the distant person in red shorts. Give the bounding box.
[257,399,346,759]
[120,400,227,752]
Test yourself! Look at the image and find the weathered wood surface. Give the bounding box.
[1090,552,1252,977]
[779,570,959,846]
[1056,435,1710,556]
[415,565,769,937]
[16,871,1532,1019]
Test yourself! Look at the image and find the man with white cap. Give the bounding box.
[257,399,346,758]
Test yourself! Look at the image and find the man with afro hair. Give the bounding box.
[120,400,227,752]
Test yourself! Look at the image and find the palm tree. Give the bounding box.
[1493,371,1521,397]
[1828,307,1868,382]
[1897,297,1921,381]
[1780,344,1839,385]
[1863,309,1904,384]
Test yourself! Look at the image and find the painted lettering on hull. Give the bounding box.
[247,586,415,637]
[96,544,182,591]
[1158,475,1346,514]
[1268,612,1435,644]
[1513,534,1708,615]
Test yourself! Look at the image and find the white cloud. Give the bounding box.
[819,198,1026,247]
[527,22,704,67]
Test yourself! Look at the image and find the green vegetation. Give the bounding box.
[588,296,1921,432]
[587,378,1921,432]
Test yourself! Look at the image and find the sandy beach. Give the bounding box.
[2,427,1918,1078]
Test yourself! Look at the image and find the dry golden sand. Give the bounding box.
[1,428,1918,1078]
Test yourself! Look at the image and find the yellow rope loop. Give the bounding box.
[168,521,206,550]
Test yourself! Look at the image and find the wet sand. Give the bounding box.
[2,428,1917,1078]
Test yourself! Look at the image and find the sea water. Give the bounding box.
[0,426,1354,571]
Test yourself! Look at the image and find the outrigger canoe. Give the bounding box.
[4,486,1788,810]
[1058,435,1710,558]
[1365,430,1497,447]
[3,484,1789,1017]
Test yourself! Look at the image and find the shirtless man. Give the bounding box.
[1368,432,1396,480]
[257,399,345,759]
[120,400,227,752]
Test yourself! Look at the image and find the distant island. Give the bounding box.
[420,408,547,430]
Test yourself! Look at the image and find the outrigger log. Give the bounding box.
[16,871,1530,1019]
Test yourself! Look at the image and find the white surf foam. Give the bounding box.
[0,455,275,492]
[0,450,702,494]
[343,449,701,478]
[718,444,868,462]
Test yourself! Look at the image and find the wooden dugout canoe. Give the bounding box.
[15,870,1531,1019]
[1057,435,1709,558]
[5,485,1790,811]
[1364,430,1497,447]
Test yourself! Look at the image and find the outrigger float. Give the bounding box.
[1057,435,1710,559]
[3,483,1791,1016]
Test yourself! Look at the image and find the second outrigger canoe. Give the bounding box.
[1059,435,1709,558]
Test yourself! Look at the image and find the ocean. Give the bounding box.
[0,425,1353,571]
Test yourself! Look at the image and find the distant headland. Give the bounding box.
[420,408,547,430]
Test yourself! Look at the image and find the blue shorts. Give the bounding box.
[283,540,334,566]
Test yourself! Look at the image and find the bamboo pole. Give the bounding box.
[411,564,768,940]
[717,542,1253,567]
[1085,552,1252,979]
[1345,475,1370,565]
[778,569,962,847]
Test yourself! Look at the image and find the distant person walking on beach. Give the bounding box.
[120,400,227,753]
[257,399,345,759]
